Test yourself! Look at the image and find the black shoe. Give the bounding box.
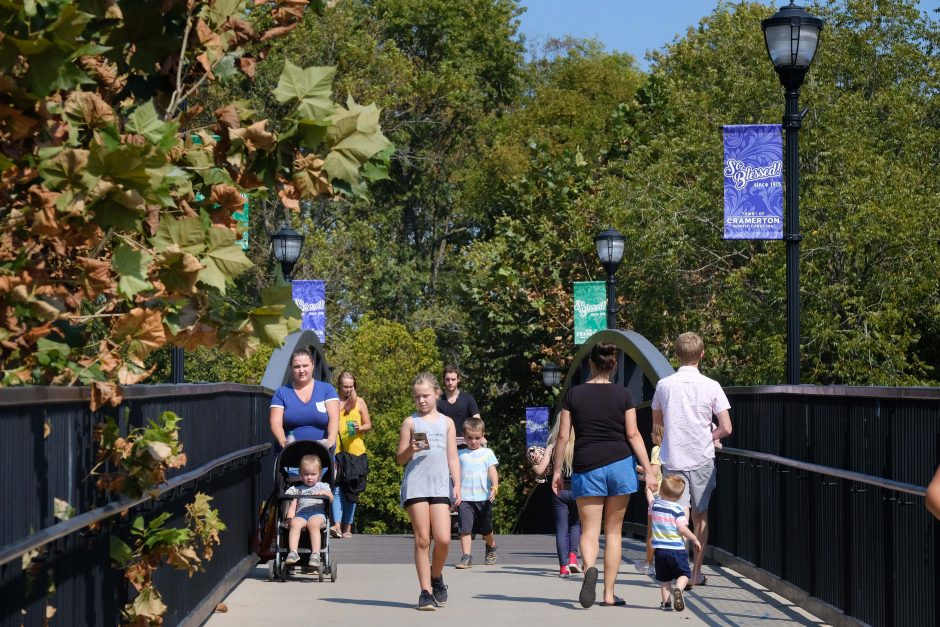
[579,566,598,608]
[431,576,448,605]
[417,590,438,611]
[660,600,673,611]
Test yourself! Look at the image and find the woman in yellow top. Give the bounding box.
[331,371,371,538]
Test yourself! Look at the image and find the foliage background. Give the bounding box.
[171,0,938,533]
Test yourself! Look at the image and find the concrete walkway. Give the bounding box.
[205,535,826,626]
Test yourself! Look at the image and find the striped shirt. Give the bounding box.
[649,497,687,550]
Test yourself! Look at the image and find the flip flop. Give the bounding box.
[687,575,707,590]
[599,596,625,607]
[579,566,598,608]
[329,527,342,538]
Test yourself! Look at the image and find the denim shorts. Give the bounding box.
[571,456,638,498]
[294,509,327,522]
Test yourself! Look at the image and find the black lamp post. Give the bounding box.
[541,362,563,389]
[594,228,626,330]
[762,2,822,385]
[270,222,305,281]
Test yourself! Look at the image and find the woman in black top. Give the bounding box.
[551,342,654,608]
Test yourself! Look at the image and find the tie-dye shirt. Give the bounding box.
[458,447,499,501]
[649,497,687,550]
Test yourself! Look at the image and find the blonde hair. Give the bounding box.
[651,422,664,446]
[463,417,484,436]
[548,414,575,475]
[337,370,358,413]
[675,332,704,364]
[660,475,686,501]
[412,372,441,395]
[299,455,322,472]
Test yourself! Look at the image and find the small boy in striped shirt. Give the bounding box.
[650,475,702,611]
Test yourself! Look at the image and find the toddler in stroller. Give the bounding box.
[268,440,339,582]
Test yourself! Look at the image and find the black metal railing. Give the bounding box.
[0,384,274,627]
[709,386,940,627]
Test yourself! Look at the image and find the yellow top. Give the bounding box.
[650,445,663,494]
[338,403,367,456]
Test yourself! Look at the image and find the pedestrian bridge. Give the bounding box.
[205,534,826,627]
[1,330,937,626]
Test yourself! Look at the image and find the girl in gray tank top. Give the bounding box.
[396,372,461,610]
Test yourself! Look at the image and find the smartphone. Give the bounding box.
[413,432,430,450]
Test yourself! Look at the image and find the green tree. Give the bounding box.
[603,0,939,384]
[326,315,441,532]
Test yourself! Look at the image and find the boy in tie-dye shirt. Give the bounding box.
[649,475,702,612]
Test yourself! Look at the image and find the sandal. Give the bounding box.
[579,567,598,608]
[342,532,352,538]
[329,527,342,538]
[599,596,625,607]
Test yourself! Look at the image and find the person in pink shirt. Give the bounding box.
[652,332,732,587]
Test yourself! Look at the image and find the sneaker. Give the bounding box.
[567,553,582,574]
[285,551,300,565]
[660,600,673,611]
[633,559,651,575]
[672,588,685,612]
[309,553,321,570]
[417,590,438,611]
[484,544,497,565]
[559,565,570,578]
[431,576,448,605]
[456,553,472,569]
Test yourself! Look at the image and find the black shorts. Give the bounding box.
[403,496,450,507]
[458,500,493,535]
[654,548,692,582]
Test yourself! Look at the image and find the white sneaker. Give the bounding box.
[633,559,651,575]
[285,551,300,564]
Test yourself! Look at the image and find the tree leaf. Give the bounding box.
[273,60,335,114]
[113,244,154,299]
[198,227,253,293]
[109,535,133,566]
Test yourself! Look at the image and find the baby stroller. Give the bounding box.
[266,439,338,582]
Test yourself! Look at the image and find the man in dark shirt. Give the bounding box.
[437,365,481,448]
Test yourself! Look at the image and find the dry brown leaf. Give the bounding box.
[195,53,215,80]
[77,256,115,297]
[292,154,332,198]
[0,104,39,141]
[223,16,255,47]
[237,56,256,79]
[214,105,240,130]
[229,120,276,152]
[90,381,123,412]
[209,184,246,212]
[272,0,307,24]
[214,603,228,613]
[64,91,115,128]
[278,184,301,211]
[259,23,298,41]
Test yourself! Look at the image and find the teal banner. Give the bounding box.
[574,281,606,344]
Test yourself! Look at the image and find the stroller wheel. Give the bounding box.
[318,560,325,582]
[267,561,275,582]
[330,561,338,582]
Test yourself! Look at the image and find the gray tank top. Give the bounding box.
[400,413,451,506]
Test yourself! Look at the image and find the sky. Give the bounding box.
[516,1,939,71]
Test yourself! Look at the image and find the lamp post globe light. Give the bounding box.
[762,2,822,385]
[542,362,563,389]
[594,228,626,330]
[270,222,305,281]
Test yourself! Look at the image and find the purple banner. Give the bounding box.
[525,406,550,449]
[723,124,783,240]
[291,280,325,344]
